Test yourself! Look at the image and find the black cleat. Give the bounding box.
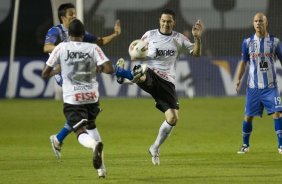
[93,142,103,169]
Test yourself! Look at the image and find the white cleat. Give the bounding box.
[116,58,125,84]
[237,144,249,154]
[97,168,107,178]
[278,146,282,154]
[148,145,160,165]
[97,150,106,178]
[50,135,62,160]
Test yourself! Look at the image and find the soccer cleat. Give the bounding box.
[148,145,160,165]
[97,150,106,178]
[97,169,106,178]
[131,64,147,83]
[116,58,125,84]
[97,164,107,178]
[50,135,62,160]
[237,144,249,154]
[93,142,103,169]
[278,146,282,154]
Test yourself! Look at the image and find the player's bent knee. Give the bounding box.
[72,119,88,131]
[244,116,253,122]
[74,127,87,136]
[167,116,178,126]
[272,112,280,119]
[86,120,97,129]
[168,121,177,126]
[139,74,146,82]
[131,64,148,83]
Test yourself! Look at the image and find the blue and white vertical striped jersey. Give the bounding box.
[242,34,282,89]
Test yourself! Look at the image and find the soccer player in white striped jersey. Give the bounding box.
[235,13,282,154]
[115,9,203,165]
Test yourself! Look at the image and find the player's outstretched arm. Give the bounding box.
[97,20,121,46]
[43,43,56,54]
[97,61,114,74]
[191,20,203,57]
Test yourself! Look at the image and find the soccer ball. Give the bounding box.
[128,39,148,60]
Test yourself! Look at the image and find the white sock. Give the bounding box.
[153,120,174,149]
[86,128,102,142]
[78,133,97,150]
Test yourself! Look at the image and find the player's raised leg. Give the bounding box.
[116,58,126,84]
[115,60,147,83]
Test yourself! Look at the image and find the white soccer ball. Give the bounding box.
[128,39,148,60]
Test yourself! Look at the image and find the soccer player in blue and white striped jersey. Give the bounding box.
[235,13,282,154]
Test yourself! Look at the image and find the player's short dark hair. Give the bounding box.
[160,9,176,20]
[69,19,85,37]
[58,3,75,23]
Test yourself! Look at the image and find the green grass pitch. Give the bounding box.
[1,97,282,184]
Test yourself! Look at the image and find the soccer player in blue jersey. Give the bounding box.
[235,13,282,154]
[44,3,121,53]
[43,3,121,160]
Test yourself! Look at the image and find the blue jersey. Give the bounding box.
[44,24,98,45]
[241,34,282,89]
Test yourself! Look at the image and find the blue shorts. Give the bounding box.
[245,87,282,116]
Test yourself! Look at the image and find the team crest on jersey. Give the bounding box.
[250,41,257,52]
[266,40,273,48]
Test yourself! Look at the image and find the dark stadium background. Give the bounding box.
[0,0,281,98]
[1,0,282,57]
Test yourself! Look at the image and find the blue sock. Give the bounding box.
[274,118,282,147]
[115,67,133,80]
[242,120,252,146]
[56,122,72,144]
